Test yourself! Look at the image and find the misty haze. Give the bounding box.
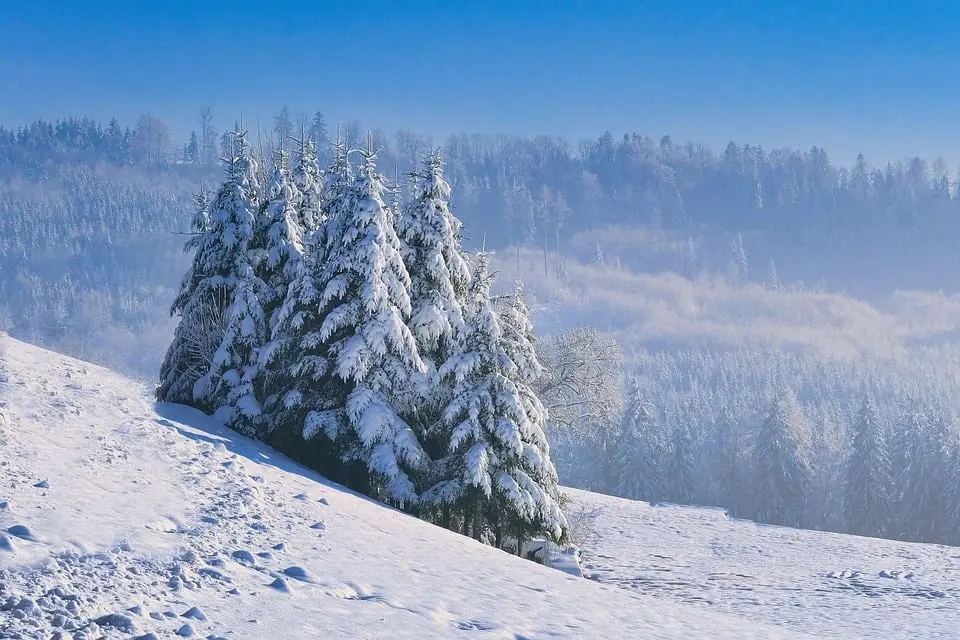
[2,2,959,639]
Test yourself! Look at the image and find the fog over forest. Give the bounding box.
[4,107,960,547]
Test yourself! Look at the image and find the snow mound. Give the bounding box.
[0,335,804,639]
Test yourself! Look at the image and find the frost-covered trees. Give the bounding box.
[845,395,890,536]
[752,390,812,528]
[158,131,265,422]
[395,150,471,456]
[425,256,565,546]
[259,151,304,326]
[157,189,219,405]
[159,140,567,550]
[271,148,427,503]
[291,138,324,234]
[615,379,659,501]
[192,131,268,430]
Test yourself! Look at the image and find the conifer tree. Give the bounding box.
[615,378,659,501]
[891,398,926,539]
[159,130,264,419]
[291,138,324,234]
[191,130,267,430]
[845,394,890,536]
[260,151,304,327]
[425,258,565,547]
[395,150,471,457]
[267,146,426,503]
[752,389,812,527]
[157,188,218,405]
[667,418,696,504]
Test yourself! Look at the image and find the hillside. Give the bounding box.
[0,335,804,639]
[570,490,960,639]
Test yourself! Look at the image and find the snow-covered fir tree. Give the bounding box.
[891,397,927,540]
[259,151,304,327]
[157,188,217,405]
[752,389,812,528]
[425,259,565,548]
[844,394,890,536]
[261,138,355,454]
[911,408,954,541]
[191,131,268,431]
[726,233,749,285]
[666,417,696,504]
[291,138,324,234]
[615,378,659,502]
[159,131,265,424]
[270,147,426,503]
[395,150,471,458]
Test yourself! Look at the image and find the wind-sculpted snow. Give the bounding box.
[0,335,804,638]
[567,489,960,639]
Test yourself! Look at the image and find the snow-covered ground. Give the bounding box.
[0,336,806,639]
[567,490,960,638]
[0,336,949,639]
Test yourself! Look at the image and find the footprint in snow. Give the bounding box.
[451,619,498,631]
[0,501,9,511]
[318,497,330,505]
[0,534,14,552]
[33,479,49,489]
[310,521,326,531]
[293,493,309,500]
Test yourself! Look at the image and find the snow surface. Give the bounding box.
[568,490,960,638]
[0,335,816,638]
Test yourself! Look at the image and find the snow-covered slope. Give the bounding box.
[0,335,804,639]
[568,490,960,639]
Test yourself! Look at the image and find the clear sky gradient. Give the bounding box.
[2,0,959,165]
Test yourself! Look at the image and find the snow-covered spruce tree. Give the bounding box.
[266,147,427,503]
[291,137,324,235]
[191,131,268,431]
[395,150,471,461]
[159,131,265,419]
[844,394,890,537]
[615,377,660,502]
[890,397,927,540]
[243,152,305,429]
[259,151,304,327]
[157,188,217,405]
[424,259,565,549]
[258,144,351,481]
[911,408,953,542]
[666,417,696,504]
[752,389,812,528]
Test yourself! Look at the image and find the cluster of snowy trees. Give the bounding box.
[553,347,960,545]
[156,131,566,550]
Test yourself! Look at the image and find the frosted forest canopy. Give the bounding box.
[5,110,960,547]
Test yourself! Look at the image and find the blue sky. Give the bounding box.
[2,0,959,165]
